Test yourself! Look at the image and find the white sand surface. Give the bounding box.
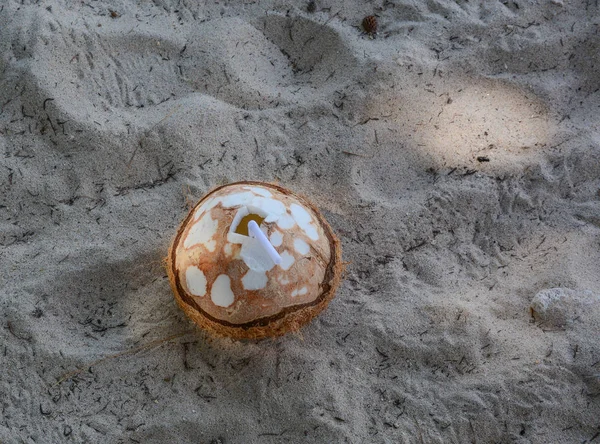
[1,0,599,442]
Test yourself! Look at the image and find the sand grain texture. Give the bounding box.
[1,0,599,443]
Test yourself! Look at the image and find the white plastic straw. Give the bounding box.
[248,220,282,265]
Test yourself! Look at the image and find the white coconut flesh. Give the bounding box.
[175,184,332,325]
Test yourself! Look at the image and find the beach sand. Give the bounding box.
[1,0,599,442]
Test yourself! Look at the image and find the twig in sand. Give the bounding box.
[323,10,339,26]
[342,150,371,158]
[53,330,194,387]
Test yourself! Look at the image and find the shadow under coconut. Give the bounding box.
[15,246,188,374]
[36,236,343,371]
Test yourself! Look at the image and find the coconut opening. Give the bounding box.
[235,213,265,236]
[228,205,269,243]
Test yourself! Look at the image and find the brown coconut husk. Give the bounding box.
[166,181,343,340]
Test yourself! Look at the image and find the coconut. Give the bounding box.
[167,181,343,339]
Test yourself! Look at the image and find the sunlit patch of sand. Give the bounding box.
[368,75,557,172]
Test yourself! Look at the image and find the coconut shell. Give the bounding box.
[167,181,342,339]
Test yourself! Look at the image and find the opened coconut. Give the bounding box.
[167,181,342,339]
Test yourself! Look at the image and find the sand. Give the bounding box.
[1,0,599,442]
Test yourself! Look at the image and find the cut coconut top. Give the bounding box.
[172,182,334,325]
